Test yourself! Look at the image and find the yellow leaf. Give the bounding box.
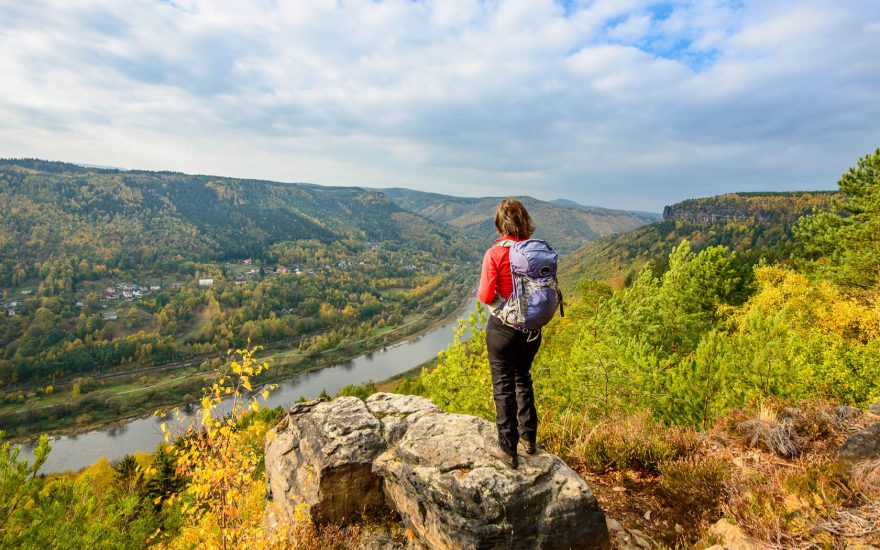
[262,390,269,400]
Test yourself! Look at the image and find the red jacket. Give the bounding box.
[478,235,526,305]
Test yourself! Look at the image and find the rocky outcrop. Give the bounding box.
[264,397,388,524]
[661,192,834,226]
[266,393,610,550]
[662,203,783,225]
[839,422,880,464]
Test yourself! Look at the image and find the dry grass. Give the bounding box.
[713,402,880,549]
[542,409,699,473]
[552,401,879,549]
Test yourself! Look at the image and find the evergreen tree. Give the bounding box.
[795,148,880,289]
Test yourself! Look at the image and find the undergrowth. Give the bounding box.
[555,400,880,548]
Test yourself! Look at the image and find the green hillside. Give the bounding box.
[559,191,838,290]
[383,188,659,253]
[0,160,479,435]
[0,159,475,287]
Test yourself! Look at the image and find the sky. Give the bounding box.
[0,1,878,211]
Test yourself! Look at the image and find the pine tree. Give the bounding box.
[795,148,880,289]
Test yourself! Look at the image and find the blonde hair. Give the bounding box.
[494,199,534,239]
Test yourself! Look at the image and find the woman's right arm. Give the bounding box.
[478,249,497,304]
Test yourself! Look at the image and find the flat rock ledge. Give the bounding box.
[266,393,610,550]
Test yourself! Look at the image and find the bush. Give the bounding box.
[547,410,699,473]
[659,455,731,525]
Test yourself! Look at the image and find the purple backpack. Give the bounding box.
[493,239,565,332]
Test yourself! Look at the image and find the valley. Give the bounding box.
[2,150,878,549]
[0,160,481,438]
[0,159,659,439]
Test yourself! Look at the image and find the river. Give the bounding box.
[19,301,477,473]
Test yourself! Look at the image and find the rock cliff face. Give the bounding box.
[265,393,610,550]
[661,192,836,226]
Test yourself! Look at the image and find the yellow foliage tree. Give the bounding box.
[157,346,289,550]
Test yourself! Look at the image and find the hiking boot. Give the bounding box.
[486,440,518,469]
[521,438,538,455]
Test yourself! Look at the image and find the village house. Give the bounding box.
[277,265,289,274]
[102,311,118,320]
[150,285,161,291]
[75,300,84,308]
[5,309,15,318]
[170,282,183,289]
[198,278,214,287]
[243,258,253,265]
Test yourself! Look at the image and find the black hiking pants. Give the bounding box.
[486,315,541,456]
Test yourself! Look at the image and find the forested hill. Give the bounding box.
[0,159,475,286]
[382,188,659,253]
[559,191,838,289]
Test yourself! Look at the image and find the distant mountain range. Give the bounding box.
[558,191,838,290]
[383,188,659,253]
[0,159,476,285]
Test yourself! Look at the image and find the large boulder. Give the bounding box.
[374,409,609,549]
[264,397,388,524]
[266,393,610,550]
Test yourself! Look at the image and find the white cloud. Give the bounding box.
[0,0,878,211]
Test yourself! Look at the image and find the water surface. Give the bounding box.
[19,303,476,473]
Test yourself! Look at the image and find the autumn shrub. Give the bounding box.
[563,410,699,473]
[659,454,731,526]
[729,401,869,459]
[155,346,286,549]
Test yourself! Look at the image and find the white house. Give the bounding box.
[199,278,214,287]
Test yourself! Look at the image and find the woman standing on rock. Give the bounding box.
[478,199,561,469]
